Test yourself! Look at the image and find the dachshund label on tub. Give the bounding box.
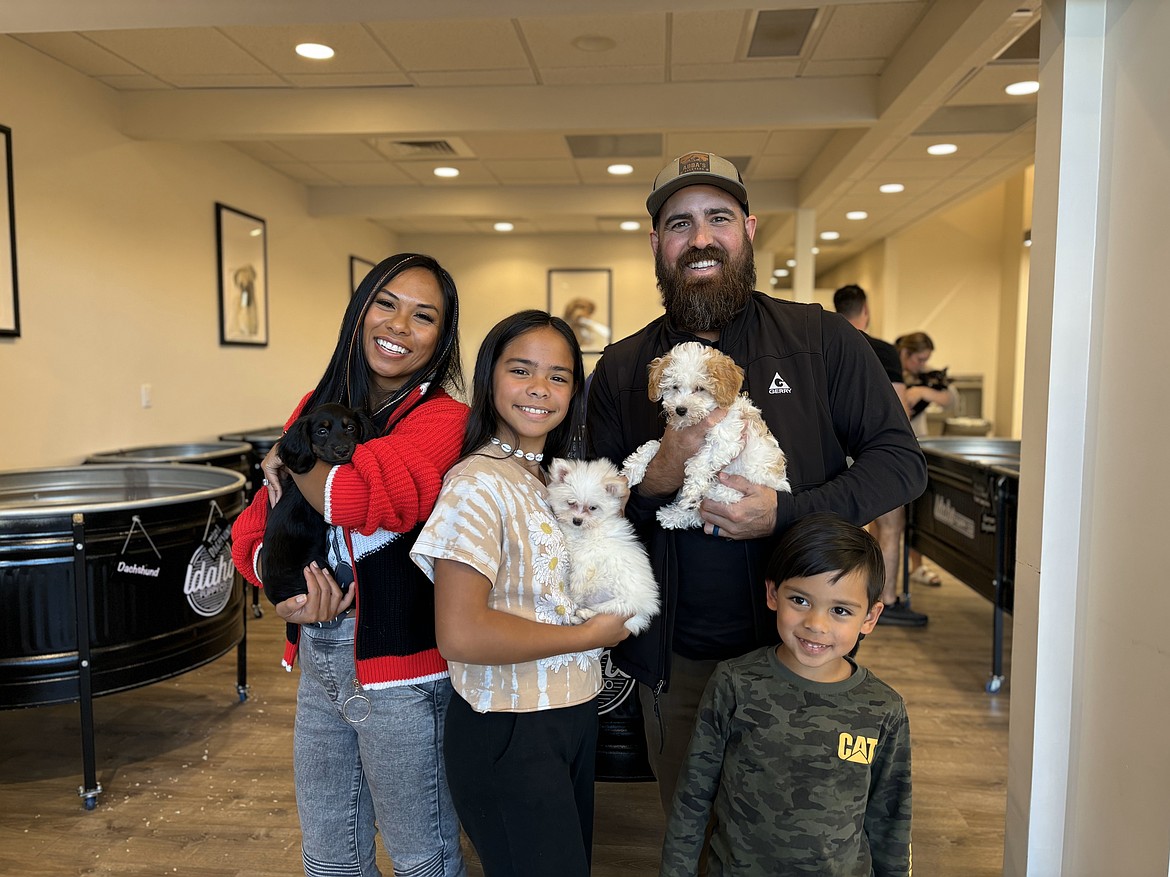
[110,514,167,583]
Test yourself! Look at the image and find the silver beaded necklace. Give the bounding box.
[490,437,543,463]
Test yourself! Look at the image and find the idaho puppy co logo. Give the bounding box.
[838,732,878,765]
[184,511,234,617]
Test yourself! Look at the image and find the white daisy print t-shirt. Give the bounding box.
[411,448,602,713]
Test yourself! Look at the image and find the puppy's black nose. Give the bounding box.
[675,406,688,417]
[572,517,583,526]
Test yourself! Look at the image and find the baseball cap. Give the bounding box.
[646,152,749,222]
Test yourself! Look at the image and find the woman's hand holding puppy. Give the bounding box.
[274,561,355,625]
[261,443,286,507]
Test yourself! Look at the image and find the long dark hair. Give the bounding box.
[304,253,463,431]
[461,310,585,469]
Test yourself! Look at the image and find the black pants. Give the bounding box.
[444,694,599,877]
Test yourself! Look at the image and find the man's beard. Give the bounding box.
[656,239,756,334]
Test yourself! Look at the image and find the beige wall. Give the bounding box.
[817,174,1032,435]
[0,38,396,468]
[395,231,662,378]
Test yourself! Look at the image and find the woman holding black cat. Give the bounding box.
[230,253,468,877]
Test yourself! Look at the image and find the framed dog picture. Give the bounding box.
[216,203,268,346]
[549,268,612,354]
[1,124,18,338]
[350,255,376,297]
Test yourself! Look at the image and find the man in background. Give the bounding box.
[833,283,928,627]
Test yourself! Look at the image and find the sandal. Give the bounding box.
[910,566,943,587]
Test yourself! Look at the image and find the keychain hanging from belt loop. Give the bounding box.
[342,677,372,723]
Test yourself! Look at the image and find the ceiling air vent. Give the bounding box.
[371,137,474,159]
[747,9,818,58]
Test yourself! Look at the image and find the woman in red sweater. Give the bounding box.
[231,253,468,877]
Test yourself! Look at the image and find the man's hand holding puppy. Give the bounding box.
[636,408,727,498]
[700,473,778,541]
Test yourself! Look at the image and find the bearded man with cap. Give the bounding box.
[586,152,927,813]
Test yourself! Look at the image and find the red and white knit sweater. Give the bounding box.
[230,386,469,687]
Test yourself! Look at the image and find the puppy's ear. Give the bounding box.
[548,458,573,484]
[709,355,745,408]
[279,416,318,474]
[354,410,379,442]
[604,472,630,501]
[647,354,669,402]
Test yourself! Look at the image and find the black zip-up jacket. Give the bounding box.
[586,293,927,692]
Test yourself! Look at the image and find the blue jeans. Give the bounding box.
[294,617,466,877]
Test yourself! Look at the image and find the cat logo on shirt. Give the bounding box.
[837,732,878,764]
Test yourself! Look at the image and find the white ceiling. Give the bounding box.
[1,0,1040,274]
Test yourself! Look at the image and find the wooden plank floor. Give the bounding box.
[0,568,1010,876]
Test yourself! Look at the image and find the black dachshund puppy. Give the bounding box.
[259,403,377,606]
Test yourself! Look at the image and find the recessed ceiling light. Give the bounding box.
[879,183,905,194]
[494,222,514,232]
[619,220,641,231]
[786,259,797,267]
[811,246,820,255]
[607,163,634,176]
[295,43,335,60]
[572,35,617,52]
[845,210,868,221]
[1005,80,1040,96]
[249,228,262,237]
[927,143,958,156]
[433,167,460,178]
[775,268,790,278]
[820,231,840,241]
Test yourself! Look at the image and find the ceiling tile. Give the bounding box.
[537,215,608,233]
[541,65,664,85]
[800,58,884,77]
[365,19,531,71]
[664,131,769,159]
[670,10,749,65]
[411,69,536,87]
[886,132,1006,161]
[575,158,659,185]
[946,63,1041,106]
[519,14,665,69]
[812,2,926,61]
[11,32,141,76]
[83,28,272,77]
[671,59,801,81]
[751,155,814,178]
[164,73,289,87]
[228,141,299,162]
[485,159,581,184]
[96,73,171,90]
[460,133,573,160]
[310,162,417,185]
[280,72,412,87]
[218,23,398,74]
[269,138,383,162]
[270,162,340,184]
[762,129,837,156]
[395,161,499,185]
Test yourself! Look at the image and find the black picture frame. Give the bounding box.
[350,255,376,297]
[216,203,268,346]
[1,125,19,338]
[548,268,613,354]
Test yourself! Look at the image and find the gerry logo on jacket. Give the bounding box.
[838,731,878,764]
[768,372,792,394]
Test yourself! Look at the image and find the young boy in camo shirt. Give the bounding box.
[660,513,912,877]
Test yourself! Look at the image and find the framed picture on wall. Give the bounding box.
[350,255,376,296]
[548,268,612,354]
[1,124,19,338]
[216,203,268,346]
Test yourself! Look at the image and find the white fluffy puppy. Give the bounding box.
[621,341,791,530]
[546,457,660,634]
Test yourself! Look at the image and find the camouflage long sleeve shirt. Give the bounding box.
[660,647,912,876]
